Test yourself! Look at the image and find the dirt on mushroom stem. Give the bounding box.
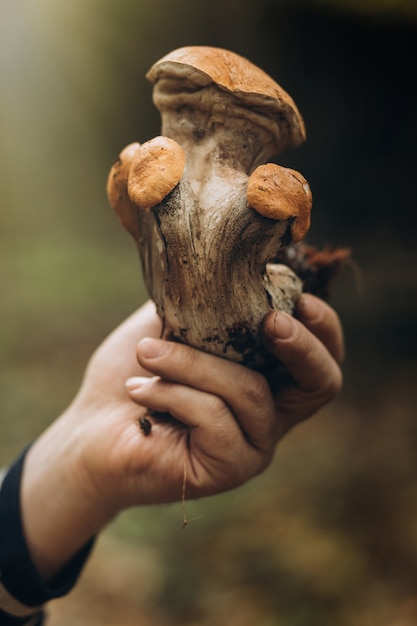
[273,242,352,301]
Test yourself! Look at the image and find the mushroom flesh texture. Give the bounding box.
[107,47,313,370]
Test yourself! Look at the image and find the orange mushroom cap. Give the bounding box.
[247,163,312,242]
[147,46,306,155]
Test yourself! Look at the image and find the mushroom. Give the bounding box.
[107,46,313,370]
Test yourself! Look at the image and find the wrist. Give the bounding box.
[0,447,95,619]
[20,410,115,582]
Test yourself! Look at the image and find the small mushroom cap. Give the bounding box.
[107,142,142,239]
[247,163,312,242]
[127,136,186,209]
[147,46,306,154]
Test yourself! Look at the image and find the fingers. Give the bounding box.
[125,376,249,470]
[128,337,279,452]
[261,303,343,422]
[125,371,274,495]
[263,310,343,397]
[295,294,345,364]
[125,296,344,448]
[126,376,231,429]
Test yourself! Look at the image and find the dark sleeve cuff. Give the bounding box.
[0,446,95,610]
[0,607,45,626]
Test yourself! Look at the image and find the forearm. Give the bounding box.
[9,303,162,582]
[0,447,94,625]
[20,409,116,582]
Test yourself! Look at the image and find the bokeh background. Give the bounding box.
[1,1,416,624]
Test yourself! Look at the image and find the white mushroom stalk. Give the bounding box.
[107,46,313,370]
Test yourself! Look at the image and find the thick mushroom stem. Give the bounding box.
[138,184,303,368]
[120,143,308,368]
[107,47,313,369]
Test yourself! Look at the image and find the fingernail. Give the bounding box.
[125,376,149,391]
[273,311,296,340]
[138,337,168,359]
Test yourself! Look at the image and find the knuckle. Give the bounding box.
[237,369,271,409]
[206,394,230,419]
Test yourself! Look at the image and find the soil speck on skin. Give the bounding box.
[138,416,152,436]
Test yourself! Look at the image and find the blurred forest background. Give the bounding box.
[1,0,416,624]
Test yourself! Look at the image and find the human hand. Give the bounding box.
[122,293,343,503]
[20,294,343,580]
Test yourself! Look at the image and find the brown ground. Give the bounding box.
[48,369,417,626]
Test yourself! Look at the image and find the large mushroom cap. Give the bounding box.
[147,46,306,153]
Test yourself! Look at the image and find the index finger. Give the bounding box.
[135,338,279,451]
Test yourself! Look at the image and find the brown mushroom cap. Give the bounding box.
[127,136,185,210]
[147,46,306,154]
[247,163,312,242]
[107,142,142,238]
